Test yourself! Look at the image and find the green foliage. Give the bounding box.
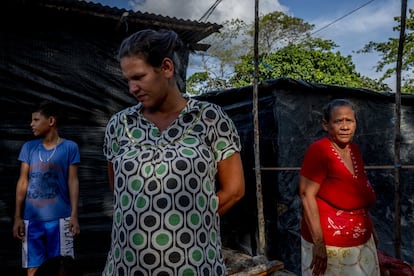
[186,72,209,95]
[186,71,229,95]
[187,11,391,94]
[230,38,388,91]
[357,9,414,93]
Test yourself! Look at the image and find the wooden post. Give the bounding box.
[394,0,407,259]
[253,0,266,256]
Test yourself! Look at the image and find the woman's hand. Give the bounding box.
[299,175,327,275]
[311,241,328,275]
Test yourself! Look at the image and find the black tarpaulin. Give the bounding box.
[196,79,414,274]
[2,1,414,275]
[1,1,220,274]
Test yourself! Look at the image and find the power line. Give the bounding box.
[311,0,376,36]
[199,0,224,22]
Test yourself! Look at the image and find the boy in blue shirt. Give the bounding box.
[12,101,80,276]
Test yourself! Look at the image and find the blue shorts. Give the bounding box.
[22,217,74,268]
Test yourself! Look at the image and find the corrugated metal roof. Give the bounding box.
[5,0,222,51]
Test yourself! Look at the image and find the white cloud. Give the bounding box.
[125,0,410,90]
[129,0,205,20]
[129,0,286,24]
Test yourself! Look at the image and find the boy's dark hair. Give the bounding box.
[34,101,60,124]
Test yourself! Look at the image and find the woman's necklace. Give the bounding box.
[330,139,357,177]
[331,142,349,159]
[39,137,60,162]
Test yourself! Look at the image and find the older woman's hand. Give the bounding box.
[311,242,327,275]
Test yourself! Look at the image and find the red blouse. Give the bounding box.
[300,137,377,246]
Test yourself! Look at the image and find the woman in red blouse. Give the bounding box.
[299,99,380,275]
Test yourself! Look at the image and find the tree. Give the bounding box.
[230,38,388,91]
[246,11,314,55]
[187,12,390,94]
[186,19,249,94]
[357,8,414,94]
[186,71,228,95]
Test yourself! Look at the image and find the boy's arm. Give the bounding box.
[68,164,80,237]
[12,162,30,240]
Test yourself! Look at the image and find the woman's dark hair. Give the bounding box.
[118,29,185,91]
[322,98,356,122]
[118,29,183,70]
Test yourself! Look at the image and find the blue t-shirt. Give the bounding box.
[18,138,80,221]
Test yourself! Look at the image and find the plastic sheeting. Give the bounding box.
[2,17,414,276]
[1,21,136,276]
[196,80,414,274]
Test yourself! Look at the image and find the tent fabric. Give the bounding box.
[2,56,414,274]
[1,1,219,274]
[196,79,414,274]
[2,2,414,274]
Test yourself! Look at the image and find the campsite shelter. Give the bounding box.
[196,79,414,274]
[2,0,414,275]
[0,0,223,274]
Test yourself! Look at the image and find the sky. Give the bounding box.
[88,0,412,90]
